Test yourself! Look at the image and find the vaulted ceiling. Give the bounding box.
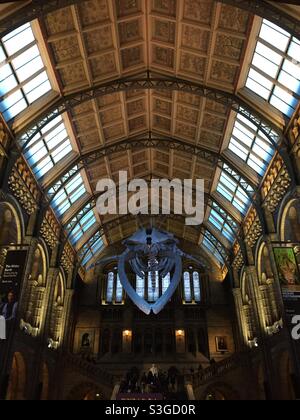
[0,0,299,270]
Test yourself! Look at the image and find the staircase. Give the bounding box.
[64,350,255,397]
[190,351,253,389]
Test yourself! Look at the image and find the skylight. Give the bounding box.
[228,113,275,175]
[69,210,97,245]
[23,115,73,179]
[216,166,252,215]
[0,23,52,121]
[246,20,300,117]
[81,233,104,266]
[202,237,224,264]
[51,172,87,216]
[208,202,238,243]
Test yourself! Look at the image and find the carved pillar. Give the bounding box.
[232,288,247,348]
[245,266,277,399]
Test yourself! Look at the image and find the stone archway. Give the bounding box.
[6,352,27,400]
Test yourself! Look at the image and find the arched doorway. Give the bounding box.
[6,352,26,400]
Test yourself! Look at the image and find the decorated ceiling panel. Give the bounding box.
[3,0,297,270]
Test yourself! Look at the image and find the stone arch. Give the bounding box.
[203,382,239,400]
[240,272,257,344]
[256,242,281,330]
[6,352,27,400]
[21,243,48,335]
[279,198,300,243]
[0,201,22,246]
[48,271,66,346]
[67,382,104,400]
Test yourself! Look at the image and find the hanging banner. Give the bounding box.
[0,249,28,322]
[273,245,300,329]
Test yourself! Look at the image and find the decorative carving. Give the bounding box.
[233,249,244,271]
[121,46,144,69]
[0,121,9,155]
[78,0,109,26]
[244,208,262,249]
[153,45,175,69]
[152,0,177,17]
[8,157,40,215]
[261,155,292,213]
[181,25,209,53]
[211,61,238,84]
[180,52,206,79]
[62,242,76,274]
[153,19,176,45]
[183,0,214,24]
[90,52,117,78]
[40,209,60,250]
[84,27,114,54]
[290,108,300,161]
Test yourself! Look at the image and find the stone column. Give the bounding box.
[232,288,247,348]
[111,383,121,400]
[185,382,196,401]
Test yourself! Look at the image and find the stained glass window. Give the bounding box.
[136,275,145,299]
[162,273,171,294]
[148,270,159,303]
[193,272,201,302]
[106,272,114,303]
[184,271,192,303]
[116,274,123,303]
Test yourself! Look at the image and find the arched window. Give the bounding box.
[105,269,123,305]
[183,271,192,303]
[148,270,159,303]
[193,271,201,303]
[106,272,114,303]
[183,268,202,304]
[162,273,171,294]
[136,275,145,298]
[115,274,123,304]
[135,267,171,304]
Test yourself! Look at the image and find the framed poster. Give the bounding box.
[216,336,229,353]
[273,247,300,288]
[273,245,300,330]
[0,249,28,321]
